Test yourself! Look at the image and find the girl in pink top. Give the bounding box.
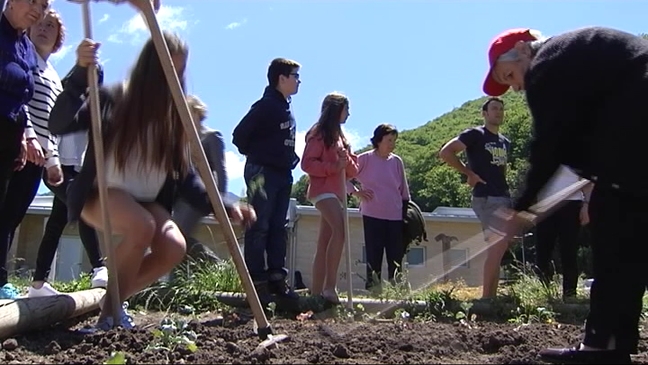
[347,124,410,291]
[301,92,359,304]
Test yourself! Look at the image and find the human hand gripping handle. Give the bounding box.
[76,38,100,68]
[336,147,348,170]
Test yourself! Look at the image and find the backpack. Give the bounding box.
[402,200,428,252]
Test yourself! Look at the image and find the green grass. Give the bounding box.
[8,272,92,295]
[128,257,243,314]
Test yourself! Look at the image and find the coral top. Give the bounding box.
[301,131,359,202]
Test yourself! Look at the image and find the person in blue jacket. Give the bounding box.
[232,57,301,306]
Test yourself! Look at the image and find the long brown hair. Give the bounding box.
[306,92,349,149]
[105,31,190,176]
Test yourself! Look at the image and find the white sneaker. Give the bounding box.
[91,266,109,288]
[27,282,61,298]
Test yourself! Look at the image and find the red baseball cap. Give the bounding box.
[483,28,539,96]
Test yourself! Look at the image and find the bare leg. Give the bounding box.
[124,202,186,298]
[482,237,509,298]
[315,198,345,300]
[81,188,155,319]
[311,215,332,295]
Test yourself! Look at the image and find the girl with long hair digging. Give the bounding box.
[49,31,255,330]
[301,92,359,304]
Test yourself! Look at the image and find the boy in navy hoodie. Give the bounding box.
[232,58,301,305]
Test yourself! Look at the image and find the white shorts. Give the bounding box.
[310,193,341,207]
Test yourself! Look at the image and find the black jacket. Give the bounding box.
[514,26,648,211]
[49,67,217,222]
[232,86,300,171]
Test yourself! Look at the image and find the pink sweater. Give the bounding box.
[347,150,410,221]
[301,132,359,202]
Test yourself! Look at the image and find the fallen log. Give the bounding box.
[0,288,105,339]
[214,291,427,317]
[213,291,590,322]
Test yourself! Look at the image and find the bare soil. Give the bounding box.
[3,309,648,364]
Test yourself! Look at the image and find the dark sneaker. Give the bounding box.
[269,279,299,300]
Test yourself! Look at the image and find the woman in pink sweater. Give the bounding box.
[301,92,359,304]
[347,123,410,291]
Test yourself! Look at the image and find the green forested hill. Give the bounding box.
[291,90,534,212]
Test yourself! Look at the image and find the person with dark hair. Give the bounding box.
[485,26,648,364]
[439,97,512,298]
[301,92,359,304]
[347,123,410,291]
[232,58,301,305]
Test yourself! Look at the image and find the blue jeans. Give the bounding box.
[243,161,292,283]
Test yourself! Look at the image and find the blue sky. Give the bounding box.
[38,0,647,197]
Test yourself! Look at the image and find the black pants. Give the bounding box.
[0,121,24,209]
[534,200,582,297]
[0,161,42,285]
[363,215,404,289]
[33,165,104,282]
[242,162,292,283]
[582,185,648,354]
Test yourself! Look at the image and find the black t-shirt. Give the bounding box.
[458,125,511,197]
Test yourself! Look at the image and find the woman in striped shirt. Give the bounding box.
[0,6,62,300]
[27,37,109,298]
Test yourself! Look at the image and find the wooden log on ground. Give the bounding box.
[0,288,105,339]
[214,291,427,317]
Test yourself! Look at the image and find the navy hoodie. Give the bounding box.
[232,86,300,171]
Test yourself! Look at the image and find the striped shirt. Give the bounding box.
[26,53,63,168]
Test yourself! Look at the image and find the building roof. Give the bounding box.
[27,195,479,224]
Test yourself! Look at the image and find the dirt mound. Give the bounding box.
[3,311,648,364]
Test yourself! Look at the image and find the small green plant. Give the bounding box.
[147,317,198,353]
[454,301,477,327]
[104,351,126,364]
[267,302,277,319]
[508,306,556,325]
[51,272,92,293]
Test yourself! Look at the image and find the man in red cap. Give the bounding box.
[484,26,648,364]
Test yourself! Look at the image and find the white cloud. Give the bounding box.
[98,13,110,24]
[294,127,365,160]
[49,45,73,65]
[107,6,190,45]
[225,150,246,181]
[342,126,366,152]
[225,18,247,30]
